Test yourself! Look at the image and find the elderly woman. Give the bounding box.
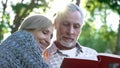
[0,15,53,68]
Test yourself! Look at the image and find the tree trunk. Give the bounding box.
[115,15,120,55]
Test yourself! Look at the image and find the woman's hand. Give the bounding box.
[42,49,51,62]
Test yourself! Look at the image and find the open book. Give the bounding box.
[60,53,120,68]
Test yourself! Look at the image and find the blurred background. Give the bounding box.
[0,0,119,55]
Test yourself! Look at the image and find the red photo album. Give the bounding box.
[60,53,120,68]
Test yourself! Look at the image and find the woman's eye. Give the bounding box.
[50,34,53,39]
[42,30,48,34]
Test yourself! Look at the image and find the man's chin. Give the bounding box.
[61,42,76,48]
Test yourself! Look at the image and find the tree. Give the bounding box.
[78,0,118,53]
[0,0,51,43]
[97,0,120,54]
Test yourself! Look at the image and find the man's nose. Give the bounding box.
[68,26,74,34]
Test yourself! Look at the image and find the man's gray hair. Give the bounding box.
[55,3,84,23]
[19,14,52,30]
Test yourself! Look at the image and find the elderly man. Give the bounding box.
[45,3,98,68]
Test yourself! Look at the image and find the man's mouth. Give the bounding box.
[63,37,74,42]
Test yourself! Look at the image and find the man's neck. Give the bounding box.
[55,41,76,50]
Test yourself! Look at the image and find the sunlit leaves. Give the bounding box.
[97,0,120,14]
[78,0,118,53]
[0,0,50,43]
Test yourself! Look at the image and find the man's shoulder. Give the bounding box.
[77,43,97,53]
[80,45,97,54]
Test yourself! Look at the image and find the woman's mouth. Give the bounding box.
[38,41,49,50]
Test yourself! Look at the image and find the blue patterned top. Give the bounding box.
[0,30,49,68]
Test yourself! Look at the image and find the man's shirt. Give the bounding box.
[47,42,98,68]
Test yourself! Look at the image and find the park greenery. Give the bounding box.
[0,0,119,54]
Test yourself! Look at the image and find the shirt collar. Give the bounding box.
[51,41,83,56]
[76,42,83,56]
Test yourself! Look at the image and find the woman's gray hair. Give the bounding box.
[19,14,52,30]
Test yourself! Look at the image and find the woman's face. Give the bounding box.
[31,26,53,51]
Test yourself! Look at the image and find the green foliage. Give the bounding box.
[0,0,50,43]
[78,22,107,52]
[12,3,27,15]
[78,0,118,53]
[0,0,118,54]
[98,0,120,14]
[10,0,49,33]
[0,11,10,42]
[78,21,117,53]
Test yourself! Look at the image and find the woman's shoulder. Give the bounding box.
[0,30,37,51]
[12,30,33,40]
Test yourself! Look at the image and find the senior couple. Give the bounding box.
[0,3,97,68]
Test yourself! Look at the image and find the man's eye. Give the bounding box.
[63,22,69,27]
[74,24,80,29]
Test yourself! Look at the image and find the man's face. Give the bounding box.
[55,11,83,49]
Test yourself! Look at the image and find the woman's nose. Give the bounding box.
[45,37,51,46]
